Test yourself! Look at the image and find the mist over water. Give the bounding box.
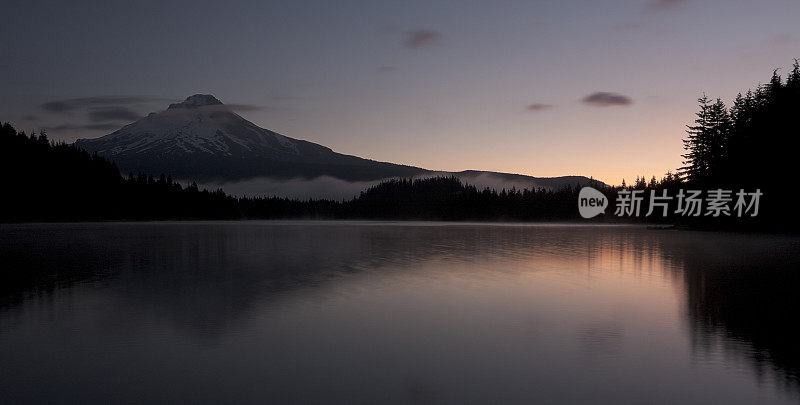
[196,172,573,199]
[1,223,798,403]
[197,175,384,199]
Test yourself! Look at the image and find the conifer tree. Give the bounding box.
[680,95,711,183]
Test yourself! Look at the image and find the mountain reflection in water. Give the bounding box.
[1,222,798,403]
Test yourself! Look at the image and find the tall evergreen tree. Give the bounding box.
[680,95,712,183]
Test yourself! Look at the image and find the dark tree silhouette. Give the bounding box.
[3,59,797,228]
[679,59,800,227]
[1,122,604,222]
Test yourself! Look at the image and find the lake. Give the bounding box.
[1,222,799,404]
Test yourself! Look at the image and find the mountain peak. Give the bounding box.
[168,94,223,109]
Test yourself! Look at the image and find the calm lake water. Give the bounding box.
[1,222,799,404]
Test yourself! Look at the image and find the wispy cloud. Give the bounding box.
[768,33,795,46]
[227,104,268,112]
[49,123,122,131]
[41,95,169,113]
[610,21,643,32]
[39,95,170,134]
[41,94,275,135]
[582,92,632,107]
[648,0,689,12]
[270,93,303,102]
[405,30,442,49]
[88,106,141,122]
[525,103,554,112]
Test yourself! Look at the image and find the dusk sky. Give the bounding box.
[2,0,798,184]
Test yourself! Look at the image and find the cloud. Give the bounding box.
[378,24,401,35]
[227,104,268,112]
[22,115,38,121]
[41,101,77,113]
[197,176,387,200]
[377,66,397,72]
[648,0,689,11]
[270,94,302,101]
[196,171,578,200]
[526,103,554,112]
[768,33,795,46]
[582,92,633,107]
[41,95,169,113]
[40,95,271,135]
[84,123,123,130]
[40,95,170,133]
[405,30,442,49]
[49,123,122,131]
[610,21,643,32]
[88,106,141,122]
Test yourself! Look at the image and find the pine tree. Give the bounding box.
[707,98,731,181]
[680,95,711,183]
[787,59,800,89]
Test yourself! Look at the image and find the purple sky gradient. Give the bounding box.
[2,0,798,184]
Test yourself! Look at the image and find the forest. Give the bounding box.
[642,58,800,228]
[1,59,798,228]
[0,122,597,222]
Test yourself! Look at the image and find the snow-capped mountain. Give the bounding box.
[75,94,425,181]
[75,94,601,188]
[84,94,299,157]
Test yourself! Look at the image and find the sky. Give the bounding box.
[2,0,798,185]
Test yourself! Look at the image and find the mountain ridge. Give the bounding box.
[75,94,602,189]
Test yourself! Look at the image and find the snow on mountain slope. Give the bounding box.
[77,94,307,158]
[73,94,602,187]
[74,94,426,181]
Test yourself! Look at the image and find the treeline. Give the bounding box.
[676,59,799,226]
[241,177,598,221]
[1,123,598,222]
[1,123,238,222]
[680,60,800,188]
[3,60,798,226]
[596,59,800,229]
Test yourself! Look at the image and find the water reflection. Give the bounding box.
[675,233,800,392]
[1,222,798,403]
